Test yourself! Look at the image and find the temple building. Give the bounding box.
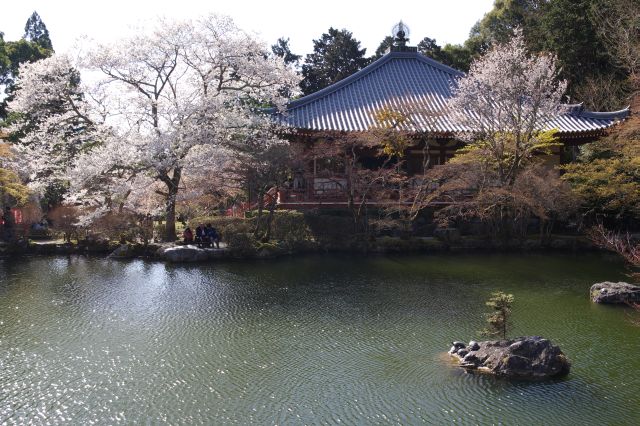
[272,28,629,209]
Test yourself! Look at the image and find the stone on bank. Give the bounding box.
[156,245,226,262]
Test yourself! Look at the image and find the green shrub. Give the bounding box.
[90,211,152,243]
[152,223,166,242]
[270,210,312,249]
[48,205,81,242]
[304,210,355,244]
[227,232,258,257]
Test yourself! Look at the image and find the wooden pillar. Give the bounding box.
[439,141,447,165]
[311,157,317,199]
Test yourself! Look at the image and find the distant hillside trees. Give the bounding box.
[447,0,632,109]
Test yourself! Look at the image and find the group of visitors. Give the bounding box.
[183,223,220,248]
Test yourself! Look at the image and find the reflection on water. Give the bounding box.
[0,253,638,424]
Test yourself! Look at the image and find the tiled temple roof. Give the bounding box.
[275,51,629,136]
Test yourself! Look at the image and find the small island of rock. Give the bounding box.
[590,282,640,304]
[448,336,571,379]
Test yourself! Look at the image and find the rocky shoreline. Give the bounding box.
[0,234,600,263]
[0,240,298,262]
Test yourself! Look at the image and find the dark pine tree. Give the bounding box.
[0,33,10,83]
[417,37,444,60]
[24,11,53,51]
[300,28,369,95]
[372,36,395,60]
[271,37,301,67]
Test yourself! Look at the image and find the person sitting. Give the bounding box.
[206,224,220,249]
[195,224,205,246]
[183,227,193,244]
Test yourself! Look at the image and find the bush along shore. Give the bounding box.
[0,210,602,262]
[1,233,600,263]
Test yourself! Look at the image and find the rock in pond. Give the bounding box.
[449,336,570,379]
[590,282,640,304]
[157,245,222,262]
[449,341,467,354]
[109,244,136,259]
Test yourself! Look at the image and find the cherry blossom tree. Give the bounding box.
[6,54,109,195]
[7,15,299,241]
[82,15,299,240]
[448,29,567,186]
[436,30,574,239]
[5,53,146,220]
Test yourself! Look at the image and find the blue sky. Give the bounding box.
[2,0,495,56]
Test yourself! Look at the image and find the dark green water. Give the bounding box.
[0,254,638,424]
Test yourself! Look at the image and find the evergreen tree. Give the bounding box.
[470,0,544,48]
[445,1,546,72]
[371,34,470,71]
[463,0,628,107]
[537,0,621,99]
[481,292,514,340]
[271,37,301,67]
[439,43,474,71]
[417,37,442,59]
[24,11,53,51]
[0,33,9,80]
[300,28,368,95]
[372,36,394,59]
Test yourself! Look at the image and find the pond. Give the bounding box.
[1,253,638,424]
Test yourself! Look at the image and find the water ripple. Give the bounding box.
[0,254,638,424]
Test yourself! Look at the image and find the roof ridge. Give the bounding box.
[275,51,628,136]
[287,51,463,111]
[569,107,630,120]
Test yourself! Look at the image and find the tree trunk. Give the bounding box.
[117,189,132,214]
[264,187,278,242]
[160,167,182,242]
[253,187,265,239]
[165,188,177,242]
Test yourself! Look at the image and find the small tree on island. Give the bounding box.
[481,291,514,340]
